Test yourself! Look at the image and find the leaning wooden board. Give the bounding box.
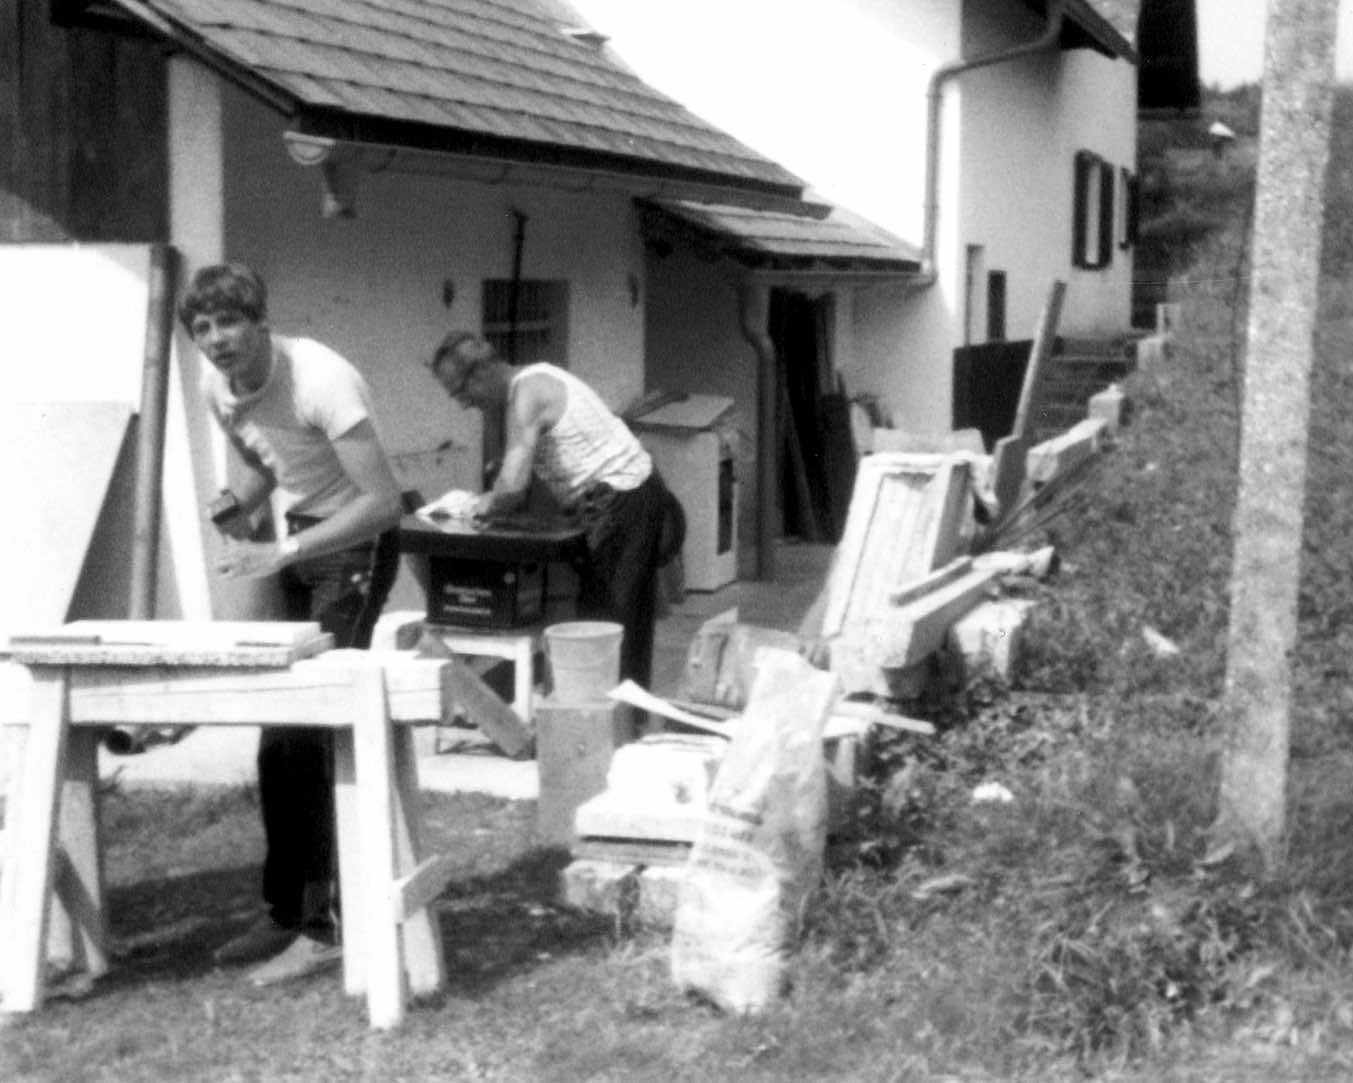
[7,621,333,667]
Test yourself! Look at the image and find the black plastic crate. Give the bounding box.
[426,558,545,627]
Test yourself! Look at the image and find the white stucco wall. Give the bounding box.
[957,0,1137,339]
[220,83,648,477]
[572,0,952,247]
[567,0,1137,434]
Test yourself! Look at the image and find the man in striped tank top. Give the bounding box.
[428,332,683,691]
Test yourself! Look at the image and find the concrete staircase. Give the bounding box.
[1033,334,1140,442]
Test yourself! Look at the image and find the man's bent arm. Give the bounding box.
[289,419,403,559]
[476,372,558,518]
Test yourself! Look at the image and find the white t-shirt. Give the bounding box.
[203,335,385,520]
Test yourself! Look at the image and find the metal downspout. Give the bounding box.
[921,0,1068,278]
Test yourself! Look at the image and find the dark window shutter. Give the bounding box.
[1121,169,1139,249]
[1072,151,1094,268]
[1097,159,1115,268]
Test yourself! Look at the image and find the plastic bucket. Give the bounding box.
[544,621,623,702]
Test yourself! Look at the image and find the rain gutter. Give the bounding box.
[920,0,1069,280]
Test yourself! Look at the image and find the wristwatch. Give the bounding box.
[278,535,301,562]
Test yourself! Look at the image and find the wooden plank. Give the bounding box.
[915,456,971,572]
[990,281,1066,524]
[870,427,987,455]
[829,699,936,737]
[781,378,821,542]
[417,637,533,757]
[46,652,450,728]
[9,620,331,667]
[572,837,692,868]
[832,568,999,694]
[888,557,973,606]
[394,852,460,924]
[1026,417,1107,485]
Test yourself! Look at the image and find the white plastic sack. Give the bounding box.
[670,647,840,1013]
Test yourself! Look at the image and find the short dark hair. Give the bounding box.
[178,262,268,332]
[429,331,495,379]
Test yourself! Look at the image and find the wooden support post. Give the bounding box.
[990,280,1066,525]
[0,670,71,1015]
[47,726,108,980]
[740,282,778,582]
[333,729,365,998]
[391,725,447,997]
[350,663,405,1029]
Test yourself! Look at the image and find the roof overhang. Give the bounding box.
[286,113,806,210]
[636,198,927,288]
[1028,0,1138,63]
[283,132,823,218]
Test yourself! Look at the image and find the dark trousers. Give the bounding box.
[574,472,669,690]
[259,521,400,935]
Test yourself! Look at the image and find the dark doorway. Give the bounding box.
[768,289,853,543]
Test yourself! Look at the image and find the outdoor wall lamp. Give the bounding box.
[283,131,358,218]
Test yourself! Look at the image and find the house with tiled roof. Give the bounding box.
[3,0,1142,619]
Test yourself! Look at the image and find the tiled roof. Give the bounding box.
[638,199,923,273]
[108,0,805,195]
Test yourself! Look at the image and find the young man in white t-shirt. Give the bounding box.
[180,262,403,986]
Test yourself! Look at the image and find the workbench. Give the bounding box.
[0,620,476,1030]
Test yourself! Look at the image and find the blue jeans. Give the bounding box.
[257,520,399,936]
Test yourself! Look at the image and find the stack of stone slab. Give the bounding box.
[558,699,874,929]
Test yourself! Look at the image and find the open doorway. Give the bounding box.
[769,288,853,544]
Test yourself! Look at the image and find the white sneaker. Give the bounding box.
[247,934,342,987]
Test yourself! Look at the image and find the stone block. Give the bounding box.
[558,859,639,916]
[947,598,1038,682]
[1087,383,1128,436]
[636,864,687,928]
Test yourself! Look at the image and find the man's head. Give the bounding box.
[179,263,273,393]
[428,331,503,409]
[178,263,268,331]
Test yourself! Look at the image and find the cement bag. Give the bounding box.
[670,647,840,1013]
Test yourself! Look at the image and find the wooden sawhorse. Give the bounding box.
[0,642,466,1030]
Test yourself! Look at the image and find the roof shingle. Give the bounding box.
[117,0,806,192]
